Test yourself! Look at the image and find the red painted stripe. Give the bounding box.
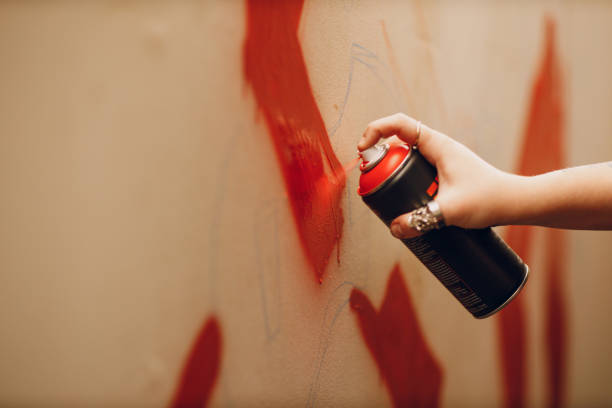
[243,0,346,283]
[170,316,222,408]
[498,18,567,408]
[350,264,443,407]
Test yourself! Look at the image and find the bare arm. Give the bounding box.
[358,113,612,238]
[502,163,612,230]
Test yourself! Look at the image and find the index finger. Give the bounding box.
[358,113,420,151]
[358,113,448,167]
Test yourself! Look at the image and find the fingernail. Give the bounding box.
[390,223,403,238]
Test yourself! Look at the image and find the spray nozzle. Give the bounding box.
[359,143,389,172]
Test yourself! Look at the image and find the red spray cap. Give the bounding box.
[358,143,411,196]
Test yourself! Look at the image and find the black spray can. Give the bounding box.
[358,143,529,318]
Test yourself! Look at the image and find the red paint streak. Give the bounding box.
[350,264,443,407]
[498,227,530,408]
[544,228,567,408]
[499,19,567,408]
[243,0,346,282]
[170,317,222,408]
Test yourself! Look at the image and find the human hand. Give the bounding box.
[358,113,518,239]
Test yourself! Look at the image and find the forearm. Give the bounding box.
[498,163,612,230]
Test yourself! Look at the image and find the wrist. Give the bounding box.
[490,172,534,226]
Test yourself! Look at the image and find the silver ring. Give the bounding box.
[415,121,422,147]
[406,200,446,233]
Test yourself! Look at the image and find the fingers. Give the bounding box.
[358,113,450,167]
[358,113,415,150]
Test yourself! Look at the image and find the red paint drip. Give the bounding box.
[350,264,443,408]
[170,317,222,408]
[243,0,346,282]
[499,19,567,408]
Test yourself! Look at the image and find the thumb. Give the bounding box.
[390,198,450,239]
[390,215,421,240]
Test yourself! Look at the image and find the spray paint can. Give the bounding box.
[358,143,529,318]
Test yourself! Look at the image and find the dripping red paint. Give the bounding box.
[170,316,222,408]
[499,18,567,408]
[243,0,346,283]
[350,264,443,408]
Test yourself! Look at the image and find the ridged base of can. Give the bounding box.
[475,264,530,319]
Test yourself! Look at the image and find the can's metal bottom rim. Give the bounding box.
[475,264,530,319]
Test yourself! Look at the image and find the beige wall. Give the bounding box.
[1,1,611,407]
